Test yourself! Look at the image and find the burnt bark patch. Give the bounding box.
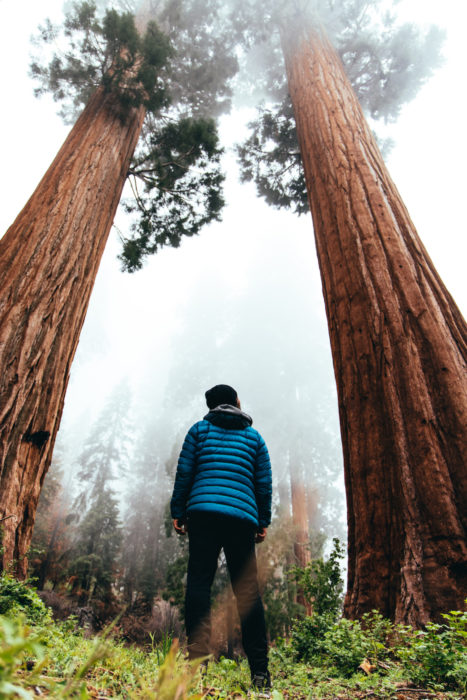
[23,431,51,449]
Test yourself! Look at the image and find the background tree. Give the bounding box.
[0,0,238,575]
[69,480,121,605]
[233,0,467,624]
[29,443,74,591]
[22,234,345,633]
[68,382,132,604]
[120,427,173,610]
[73,381,133,512]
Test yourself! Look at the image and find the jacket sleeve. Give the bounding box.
[254,433,272,528]
[170,423,199,520]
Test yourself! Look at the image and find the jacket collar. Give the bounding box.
[204,404,253,426]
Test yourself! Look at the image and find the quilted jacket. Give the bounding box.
[170,404,272,528]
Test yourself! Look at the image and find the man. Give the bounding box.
[171,384,272,694]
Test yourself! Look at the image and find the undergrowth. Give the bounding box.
[0,573,465,698]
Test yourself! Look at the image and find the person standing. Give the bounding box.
[170,384,272,693]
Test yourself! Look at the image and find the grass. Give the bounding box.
[0,576,465,699]
[1,613,465,699]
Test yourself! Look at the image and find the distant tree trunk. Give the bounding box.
[290,468,310,569]
[281,21,467,625]
[306,484,318,533]
[290,461,312,614]
[0,87,145,575]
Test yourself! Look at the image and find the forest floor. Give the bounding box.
[1,576,465,699]
[2,616,465,700]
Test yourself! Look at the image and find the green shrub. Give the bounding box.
[323,610,395,675]
[0,575,50,624]
[323,617,372,675]
[291,603,466,691]
[290,612,334,662]
[289,538,345,619]
[396,609,467,691]
[360,610,393,659]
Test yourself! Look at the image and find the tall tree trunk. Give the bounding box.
[0,87,145,575]
[281,22,467,625]
[290,461,312,614]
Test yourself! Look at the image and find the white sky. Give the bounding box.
[0,0,465,432]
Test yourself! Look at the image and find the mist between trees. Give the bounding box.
[1,0,466,642]
[30,224,345,643]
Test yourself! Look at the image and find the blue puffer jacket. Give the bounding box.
[170,405,272,528]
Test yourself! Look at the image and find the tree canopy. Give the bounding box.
[233,0,444,213]
[29,0,444,252]
[30,0,240,270]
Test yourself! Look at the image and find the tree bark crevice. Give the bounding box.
[281,22,467,623]
[0,87,146,575]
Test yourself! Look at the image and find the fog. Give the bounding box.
[1,0,466,555]
[57,138,346,539]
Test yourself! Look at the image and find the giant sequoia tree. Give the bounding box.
[0,0,237,574]
[234,0,467,624]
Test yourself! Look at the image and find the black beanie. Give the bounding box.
[205,384,238,409]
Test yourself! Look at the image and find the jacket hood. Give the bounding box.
[204,404,253,429]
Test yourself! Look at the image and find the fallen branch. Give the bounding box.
[393,689,438,695]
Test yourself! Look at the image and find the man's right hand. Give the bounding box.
[255,527,267,543]
[173,518,187,536]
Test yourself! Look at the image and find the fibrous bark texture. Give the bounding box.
[0,87,145,575]
[291,466,312,614]
[282,23,467,625]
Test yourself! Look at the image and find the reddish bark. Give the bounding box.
[0,87,145,575]
[281,22,467,624]
[290,463,312,614]
[290,469,311,569]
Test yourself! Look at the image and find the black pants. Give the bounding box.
[185,512,268,674]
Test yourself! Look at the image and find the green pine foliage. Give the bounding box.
[74,382,133,504]
[161,550,189,612]
[121,116,224,271]
[100,14,172,114]
[29,444,74,591]
[67,384,133,604]
[234,0,445,214]
[68,487,122,604]
[120,423,184,611]
[237,98,308,216]
[30,3,171,120]
[30,0,238,271]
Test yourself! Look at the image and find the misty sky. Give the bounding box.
[0,0,465,534]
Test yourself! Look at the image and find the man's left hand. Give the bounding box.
[255,527,267,543]
[173,518,187,536]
